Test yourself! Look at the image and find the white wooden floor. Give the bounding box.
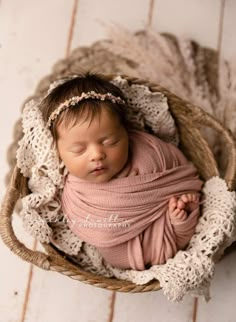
[0,1,236,321]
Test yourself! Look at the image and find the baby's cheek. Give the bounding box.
[63,155,81,175]
[117,150,129,169]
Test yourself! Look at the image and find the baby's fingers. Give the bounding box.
[187,193,199,203]
[181,193,199,203]
[170,209,187,223]
[177,199,185,210]
[192,194,200,203]
[180,194,188,203]
[169,208,181,218]
[176,210,187,220]
[187,193,196,202]
[129,168,139,176]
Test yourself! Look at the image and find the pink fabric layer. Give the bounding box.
[61,129,203,270]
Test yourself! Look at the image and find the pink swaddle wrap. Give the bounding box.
[61,130,203,270]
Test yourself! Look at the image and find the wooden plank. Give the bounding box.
[221,0,236,60]
[114,291,195,322]
[0,1,74,321]
[24,267,112,322]
[152,0,222,49]
[197,251,236,322]
[71,0,149,48]
[0,216,34,322]
[0,0,74,204]
[8,1,113,321]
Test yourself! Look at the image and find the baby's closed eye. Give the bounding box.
[70,148,85,155]
[103,139,119,146]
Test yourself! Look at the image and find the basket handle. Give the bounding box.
[0,166,57,269]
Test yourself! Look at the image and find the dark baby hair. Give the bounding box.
[39,72,132,140]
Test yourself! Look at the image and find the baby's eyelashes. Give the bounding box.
[103,139,119,145]
[69,139,120,153]
[70,149,85,155]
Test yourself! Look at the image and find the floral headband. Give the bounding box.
[46,91,126,128]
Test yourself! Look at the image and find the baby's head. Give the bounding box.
[40,72,133,183]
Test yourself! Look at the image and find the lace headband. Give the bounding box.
[46,91,126,128]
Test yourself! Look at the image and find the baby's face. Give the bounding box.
[56,108,129,183]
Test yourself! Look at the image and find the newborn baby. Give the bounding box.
[40,72,203,270]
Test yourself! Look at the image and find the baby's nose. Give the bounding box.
[90,147,106,161]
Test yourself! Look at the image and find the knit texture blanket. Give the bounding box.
[62,129,203,270]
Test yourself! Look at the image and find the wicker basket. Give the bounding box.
[0,74,236,293]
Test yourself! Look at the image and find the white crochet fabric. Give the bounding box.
[111,77,179,145]
[16,76,236,302]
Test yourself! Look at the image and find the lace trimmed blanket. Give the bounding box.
[16,76,236,302]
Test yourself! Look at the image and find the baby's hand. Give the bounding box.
[168,197,187,224]
[168,193,200,224]
[178,193,199,213]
